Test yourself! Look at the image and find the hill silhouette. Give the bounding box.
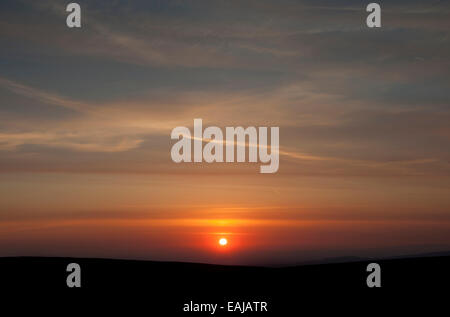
[1,253,449,314]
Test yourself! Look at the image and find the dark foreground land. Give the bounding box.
[1,255,449,314]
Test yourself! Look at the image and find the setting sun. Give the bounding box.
[219,238,228,246]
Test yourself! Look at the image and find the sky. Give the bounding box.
[0,0,449,265]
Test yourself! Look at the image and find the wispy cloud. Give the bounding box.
[0,77,93,113]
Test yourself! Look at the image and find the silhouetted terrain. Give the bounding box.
[2,254,448,314]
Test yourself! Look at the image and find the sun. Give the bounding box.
[219,238,228,246]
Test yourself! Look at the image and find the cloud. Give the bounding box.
[1,0,447,73]
[0,77,92,113]
[0,73,449,177]
[0,0,448,178]
[0,131,144,153]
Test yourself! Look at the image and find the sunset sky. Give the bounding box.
[0,0,449,265]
